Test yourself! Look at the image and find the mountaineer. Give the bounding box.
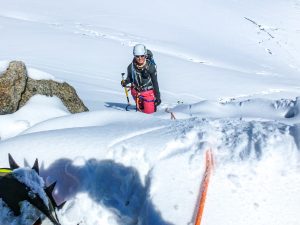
[121,44,161,113]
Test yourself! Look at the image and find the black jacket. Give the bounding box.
[125,59,160,100]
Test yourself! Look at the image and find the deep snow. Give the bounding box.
[1,0,300,224]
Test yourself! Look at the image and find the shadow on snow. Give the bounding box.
[105,102,136,111]
[41,158,173,225]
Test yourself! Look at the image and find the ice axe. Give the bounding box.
[121,73,131,111]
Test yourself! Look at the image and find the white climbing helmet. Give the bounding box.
[133,44,147,56]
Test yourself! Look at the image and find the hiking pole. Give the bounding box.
[121,73,131,111]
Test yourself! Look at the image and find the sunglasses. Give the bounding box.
[135,55,146,59]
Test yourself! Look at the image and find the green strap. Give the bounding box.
[0,168,12,173]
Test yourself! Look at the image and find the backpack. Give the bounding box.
[146,49,156,66]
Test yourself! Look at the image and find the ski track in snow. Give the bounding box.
[72,23,210,66]
[0,13,41,23]
[107,126,167,149]
[218,88,286,102]
[74,23,147,47]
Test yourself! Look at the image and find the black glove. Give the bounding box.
[155,98,161,106]
[121,80,128,87]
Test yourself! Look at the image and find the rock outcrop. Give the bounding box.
[0,61,27,114]
[0,61,88,115]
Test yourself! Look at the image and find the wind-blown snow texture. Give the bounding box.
[0,0,300,224]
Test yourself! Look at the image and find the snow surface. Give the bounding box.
[13,168,49,207]
[0,60,9,74]
[0,0,300,224]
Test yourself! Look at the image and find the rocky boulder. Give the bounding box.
[19,78,89,113]
[0,61,27,114]
[0,61,88,115]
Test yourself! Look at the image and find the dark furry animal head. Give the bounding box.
[0,154,65,225]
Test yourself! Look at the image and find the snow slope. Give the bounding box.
[0,0,300,224]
